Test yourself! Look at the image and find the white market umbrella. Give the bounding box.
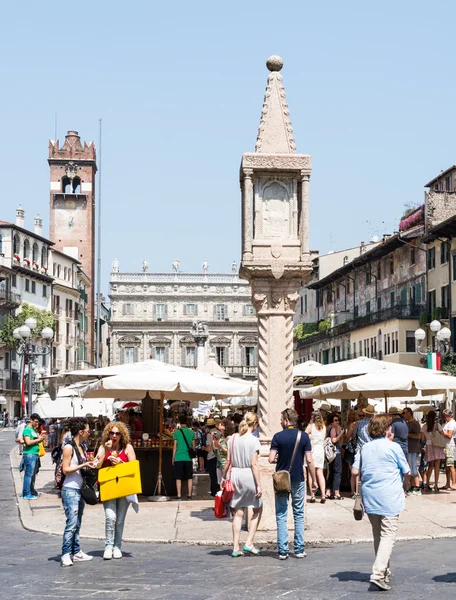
[81,368,254,497]
[301,372,456,413]
[293,356,444,380]
[199,354,230,379]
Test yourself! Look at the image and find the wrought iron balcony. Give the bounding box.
[0,289,21,308]
[225,365,258,378]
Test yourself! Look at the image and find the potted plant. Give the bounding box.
[33,262,39,270]
[24,258,31,266]
[13,254,20,261]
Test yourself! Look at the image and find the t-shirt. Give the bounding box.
[22,426,39,455]
[443,419,456,447]
[173,427,195,462]
[407,419,421,454]
[353,438,409,517]
[270,427,312,484]
[391,417,409,456]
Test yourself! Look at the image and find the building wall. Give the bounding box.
[109,272,258,378]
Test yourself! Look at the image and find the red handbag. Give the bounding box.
[221,479,234,503]
[214,492,228,518]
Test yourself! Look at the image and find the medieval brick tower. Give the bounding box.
[49,130,97,363]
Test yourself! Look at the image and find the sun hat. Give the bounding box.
[320,403,331,412]
[206,418,216,426]
[388,406,401,415]
[362,404,376,415]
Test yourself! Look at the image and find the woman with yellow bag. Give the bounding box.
[95,422,137,560]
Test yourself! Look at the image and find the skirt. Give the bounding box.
[425,444,445,462]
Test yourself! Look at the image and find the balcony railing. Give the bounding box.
[296,304,427,349]
[77,360,96,370]
[0,289,21,307]
[225,365,258,378]
[3,379,20,391]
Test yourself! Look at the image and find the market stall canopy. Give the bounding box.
[293,356,444,380]
[33,393,115,419]
[219,380,258,408]
[45,359,171,399]
[199,355,230,379]
[301,372,456,400]
[80,368,255,402]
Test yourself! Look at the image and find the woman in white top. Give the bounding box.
[60,417,96,567]
[305,412,327,504]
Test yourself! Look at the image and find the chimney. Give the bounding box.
[34,214,43,236]
[16,205,25,228]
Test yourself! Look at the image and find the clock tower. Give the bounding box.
[49,130,97,362]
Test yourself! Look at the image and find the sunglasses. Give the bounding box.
[109,431,120,436]
[333,419,339,422]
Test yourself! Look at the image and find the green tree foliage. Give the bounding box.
[442,353,456,377]
[0,303,54,347]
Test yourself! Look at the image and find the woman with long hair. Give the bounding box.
[60,417,95,567]
[326,412,344,500]
[95,421,136,560]
[305,411,326,503]
[421,410,445,492]
[221,411,262,557]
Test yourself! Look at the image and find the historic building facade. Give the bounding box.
[109,263,258,379]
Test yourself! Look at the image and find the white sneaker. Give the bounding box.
[295,552,307,558]
[113,547,122,559]
[278,554,289,560]
[61,554,73,567]
[103,546,113,560]
[73,551,93,562]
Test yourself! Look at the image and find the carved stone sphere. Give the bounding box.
[266,55,283,72]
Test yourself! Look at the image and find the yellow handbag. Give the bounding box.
[98,460,142,502]
[38,442,46,457]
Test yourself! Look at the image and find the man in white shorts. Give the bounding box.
[442,409,456,490]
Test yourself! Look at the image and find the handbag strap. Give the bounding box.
[288,430,302,472]
[357,449,363,494]
[179,427,193,454]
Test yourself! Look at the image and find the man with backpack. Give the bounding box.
[269,409,317,560]
[172,415,195,500]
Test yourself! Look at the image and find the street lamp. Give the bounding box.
[14,319,53,416]
[415,321,451,357]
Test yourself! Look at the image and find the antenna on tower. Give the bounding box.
[96,118,102,368]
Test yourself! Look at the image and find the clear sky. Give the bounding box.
[1,0,455,298]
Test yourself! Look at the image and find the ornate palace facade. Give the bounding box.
[109,264,258,379]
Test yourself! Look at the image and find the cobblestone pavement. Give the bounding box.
[2,430,456,599]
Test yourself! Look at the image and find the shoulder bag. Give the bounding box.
[179,428,197,459]
[431,426,448,449]
[324,435,337,464]
[71,441,99,505]
[272,430,302,494]
[221,435,236,503]
[353,451,364,521]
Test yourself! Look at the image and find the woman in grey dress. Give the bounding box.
[222,412,263,557]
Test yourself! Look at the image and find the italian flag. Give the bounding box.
[427,352,441,371]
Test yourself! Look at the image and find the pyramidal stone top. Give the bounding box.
[255,56,297,154]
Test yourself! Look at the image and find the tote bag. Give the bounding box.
[98,459,142,502]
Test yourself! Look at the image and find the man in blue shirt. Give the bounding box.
[353,414,410,592]
[269,409,316,560]
[388,406,409,459]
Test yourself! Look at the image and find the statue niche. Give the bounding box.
[261,181,290,239]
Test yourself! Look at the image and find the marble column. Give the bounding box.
[242,169,253,259]
[301,170,310,261]
[252,280,300,449]
[194,336,207,368]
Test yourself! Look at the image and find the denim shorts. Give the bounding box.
[407,452,419,477]
[445,445,455,467]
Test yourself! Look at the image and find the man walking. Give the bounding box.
[21,413,45,499]
[172,415,195,500]
[351,404,375,495]
[442,409,456,490]
[269,409,316,560]
[402,407,422,494]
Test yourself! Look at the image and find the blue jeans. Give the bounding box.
[22,454,39,497]
[104,497,130,548]
[61,487,85,556]
[275,480,305,555]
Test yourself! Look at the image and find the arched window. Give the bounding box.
[72,177,81,193]
[41,246,48,267]
[32,242,38,263]
[13,234,20,255]
[62,177,71,193]
[23,238,30,258]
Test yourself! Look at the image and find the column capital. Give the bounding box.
[300,170,310,181]
[243,168,254,179]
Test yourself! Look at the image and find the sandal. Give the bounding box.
[320,498,326,504]
[309,496,316,503]
[243,545,260,556]
[334,495,343,500]
[434,486,440,493]
[231,551,244,558]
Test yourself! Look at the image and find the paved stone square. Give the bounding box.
[3,430,456,599]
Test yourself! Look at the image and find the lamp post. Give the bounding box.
[415,320,451,368]
[13,317,53,416]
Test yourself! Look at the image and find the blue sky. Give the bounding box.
[1,1,455,297]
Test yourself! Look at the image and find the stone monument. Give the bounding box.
[190,319,209,368]
[240,56,312,448]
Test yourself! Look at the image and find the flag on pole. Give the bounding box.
[427,352,441,371]
[19,355,26,413]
